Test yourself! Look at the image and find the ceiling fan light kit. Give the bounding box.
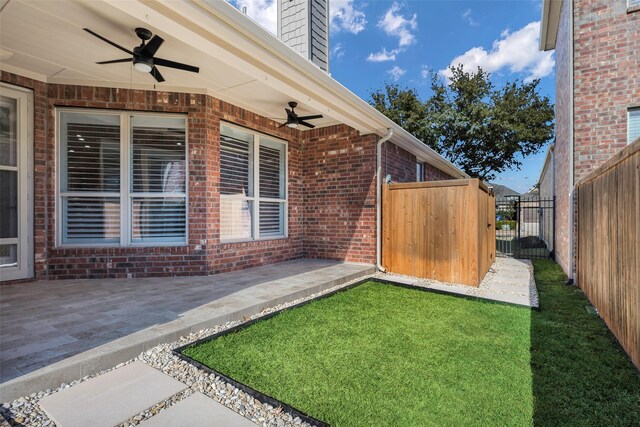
[84,27,199,83]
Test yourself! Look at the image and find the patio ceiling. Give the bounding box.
[0,0,339,129]
[0,0,467,177]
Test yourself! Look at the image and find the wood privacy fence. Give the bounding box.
[382,179,495,287]
[576,140,639,369]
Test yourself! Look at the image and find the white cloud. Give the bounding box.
[231,0,277,34]
[387,65,406,81]
[367,48,402,62]
[439,21,554,83]
[331,42,346,59]
[330,0,367,34]
[378,2,418,47]
[420,65,430,79]
[462,9,479,27]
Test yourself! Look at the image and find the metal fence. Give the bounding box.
[495,196,554,260]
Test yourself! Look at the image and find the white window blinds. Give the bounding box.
[629,108,640,144]
[220,124,287,241]
[58,111,187,246]
[60,113,121,244]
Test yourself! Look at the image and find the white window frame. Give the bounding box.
[56,108,189,248]
[628,107,640,144]
[220,122,288,243]
[416,162,425,182]
[0,83,34,281]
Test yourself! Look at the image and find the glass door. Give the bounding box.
[0,84,33,281]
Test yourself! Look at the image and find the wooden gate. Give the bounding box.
[382,179,495,287]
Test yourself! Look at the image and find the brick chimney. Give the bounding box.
[277,0,329,72]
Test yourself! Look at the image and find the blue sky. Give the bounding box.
[229,0,555,194]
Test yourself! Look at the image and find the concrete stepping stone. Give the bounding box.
[38,361,187,427]
[140,392,257,426]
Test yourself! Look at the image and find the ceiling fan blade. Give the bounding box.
[150,66,165,82]
[298,120,316,129]
[154,58,199,73]
[83,28,134,56]
[278,122,288,128]
[96,58,132,65]
[296,114,323,121]
[141,35,164,57]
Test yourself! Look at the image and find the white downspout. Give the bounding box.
[377,128,393,272]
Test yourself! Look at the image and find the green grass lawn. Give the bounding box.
[183,261,640,426]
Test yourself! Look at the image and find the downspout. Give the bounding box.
[377,128,393,272]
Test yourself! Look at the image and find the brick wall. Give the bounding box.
[573,0,640,182]
[383,142,416,183]
[553,0,574,275]
[1,71,455,281]
[553,0,639,276]
[0,71,303,280]
[302,125,378,263]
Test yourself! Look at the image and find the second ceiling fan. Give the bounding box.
[279,102,323,129]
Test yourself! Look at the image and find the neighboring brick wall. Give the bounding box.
[539,148,554,252]
[553,0,639,276]
[573,0,640,182]
[302,125,378,263]
[553,0,574,275]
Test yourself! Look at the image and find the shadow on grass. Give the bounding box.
[530,260,640,425]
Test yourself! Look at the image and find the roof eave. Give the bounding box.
[114,0,467,178]
[540,0,562,51]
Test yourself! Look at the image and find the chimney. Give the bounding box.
[277,0,329,73]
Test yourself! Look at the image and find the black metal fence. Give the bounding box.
[495,195,555,260]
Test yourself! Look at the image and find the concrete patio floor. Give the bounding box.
[0,259,375,402]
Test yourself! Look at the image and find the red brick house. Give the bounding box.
[0,0,465,283]
[538,0,639,276]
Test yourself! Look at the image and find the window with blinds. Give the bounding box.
[58,111,187,246]
[131,116,186,244]
[629,108,640,144]
[220,124,287,241]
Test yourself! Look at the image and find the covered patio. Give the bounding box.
[0,259,374,401]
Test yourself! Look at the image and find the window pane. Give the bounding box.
[61,113,120,192]
[220,197,253,240]
[0,96,17,167]
[220,125,253,196]
[0,170,17,239]
[62,196,120,243]
[259,201,284,237]
[259,139,285,199]
[131,197,186,243]
[132,116,186,193]
[629,109,640,144]
[0,244,17,268]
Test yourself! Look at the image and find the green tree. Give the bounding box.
[369,65,555,180]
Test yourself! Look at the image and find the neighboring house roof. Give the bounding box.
[537,144,555,185]
[525,186,540,197]
[540,0,562,51]
[0,0,467,179]
[489,183,521,198]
